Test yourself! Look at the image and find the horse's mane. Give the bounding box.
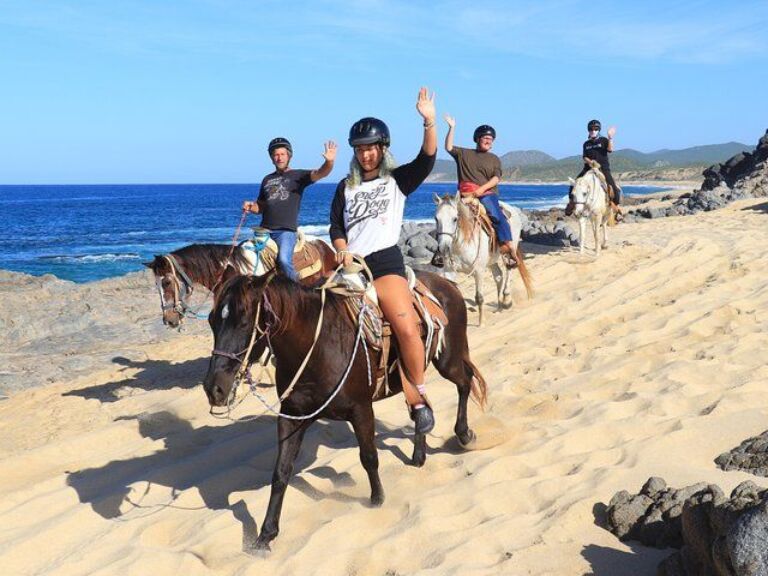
[171,243,250,285]
[456,199,476,241]
[220,273,345,336]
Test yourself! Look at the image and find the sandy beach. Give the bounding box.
[1,197,767,575]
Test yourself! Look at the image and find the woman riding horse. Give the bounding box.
[329,87,437,435]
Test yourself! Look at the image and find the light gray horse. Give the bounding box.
[568,161,612,257]
[434,193,533,325]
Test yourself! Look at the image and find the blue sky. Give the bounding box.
[1,0,767,184]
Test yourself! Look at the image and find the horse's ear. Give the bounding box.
[433,192,441,205]
[567,177,576,185]
[453,191,462,204]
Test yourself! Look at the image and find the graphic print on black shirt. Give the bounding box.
[257,169,313,231]
[582,136,611,170]
[346,181,391,231]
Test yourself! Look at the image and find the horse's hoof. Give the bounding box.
[457,429,477,449]
[410,452,427,467]
[370,493,385,507]
[244,539,271,557]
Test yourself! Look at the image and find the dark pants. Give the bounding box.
[479,194,513,243]
[569,165,621,204]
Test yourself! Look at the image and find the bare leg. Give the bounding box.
[374,275,425,405]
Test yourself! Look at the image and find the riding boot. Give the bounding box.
[411,404,435,435]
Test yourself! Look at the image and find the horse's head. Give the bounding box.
[433,192,462,258]
[204,274,272,408]
[568,176,593,218]
[143,254,189,328]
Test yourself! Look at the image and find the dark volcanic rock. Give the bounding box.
[716,430,768,477]
[605,477,768,576]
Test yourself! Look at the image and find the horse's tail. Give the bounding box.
[513,245,534,299]
[464,356,488,409]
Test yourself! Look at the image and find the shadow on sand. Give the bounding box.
[583,502,672,575]
[742,200,768,213]
[62,355,207,402]
[66,408,446,540]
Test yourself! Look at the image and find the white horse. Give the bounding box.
[433,192,533,325]
[568,163,612,257]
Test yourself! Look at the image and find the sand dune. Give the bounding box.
[1,198,767,576]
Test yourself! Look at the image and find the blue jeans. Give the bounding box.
[270,230,299,282]
[479,194,513,243]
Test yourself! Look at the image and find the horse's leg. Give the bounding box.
[579,217,587,255]
[433,343,477,447]
[490,262,504,309]
[593,215,601,257]
[601,217,609,249]
[251,417,308,554]
[474,269,485,326]
[350,404,384,505]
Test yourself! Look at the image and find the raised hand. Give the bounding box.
[322,140,337,162]
[607,126,617,139]
[444,114,456,128]
[416,87,436,123]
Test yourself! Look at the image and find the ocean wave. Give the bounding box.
[37,253,141,263]
[297,224,330,238]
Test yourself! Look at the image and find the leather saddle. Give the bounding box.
[241,228,323,280]
[326,265,448,400]
[460,196,516,253]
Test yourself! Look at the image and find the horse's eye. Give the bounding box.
[162,278,171,287]
[221,304,230,320]
[452,217,458,223]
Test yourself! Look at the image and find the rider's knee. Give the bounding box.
[392,316,421,343]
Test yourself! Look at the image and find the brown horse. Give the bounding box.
[144,240,337,328]
[203,270,487,553]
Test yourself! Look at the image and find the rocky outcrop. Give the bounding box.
[397,213,579,269]
[605,477,768,576]
[702,131,768,192]
[683,129,768,211]
[716,431,768,478]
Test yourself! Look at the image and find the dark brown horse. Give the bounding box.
[203,271,487,553]
[144,240,337,328]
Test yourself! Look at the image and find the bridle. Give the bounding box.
[435,199,484,273]
[573,171,601,213]
[155,254,196,320]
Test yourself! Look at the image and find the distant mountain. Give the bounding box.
[499,150,557,167]
[428,141,752,182]
[612,142,752,167]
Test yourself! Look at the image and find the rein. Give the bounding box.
[210,259,374,421]
[439,201,484,275]
[156,210,250,326]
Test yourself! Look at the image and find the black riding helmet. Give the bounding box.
[268,137,292,155]
[348,117,391,147]
[587,119,601,131]
[473,125,496,143]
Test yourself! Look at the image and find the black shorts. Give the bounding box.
[364,245,406,280]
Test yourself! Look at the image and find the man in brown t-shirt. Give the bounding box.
[444,116,514,263]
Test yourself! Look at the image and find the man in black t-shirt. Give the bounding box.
[565,120,620,216]
[243,137,336,281]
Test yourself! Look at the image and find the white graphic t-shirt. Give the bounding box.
[329,149,435,257]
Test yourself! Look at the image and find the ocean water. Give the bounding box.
[0,182,664,283]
